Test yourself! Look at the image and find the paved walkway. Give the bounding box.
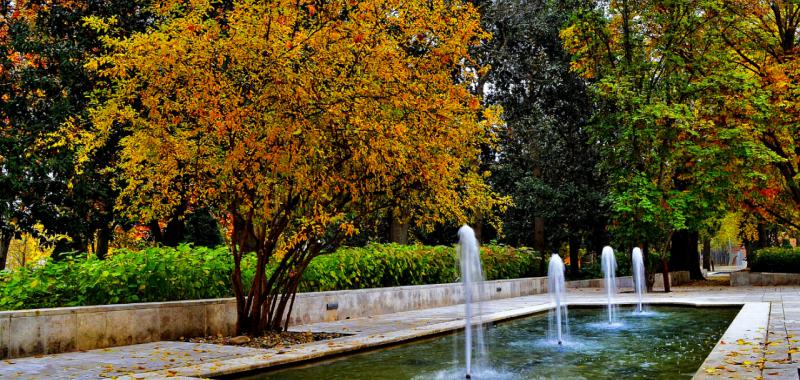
[2,285,799,379]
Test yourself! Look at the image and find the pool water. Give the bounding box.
[242,305,739,380]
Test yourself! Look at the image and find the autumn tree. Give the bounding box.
[83,0,502,334]
[695,1,800,232]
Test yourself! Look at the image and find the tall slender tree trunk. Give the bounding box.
[661,258,671,293]
[0,231,12,271]
[534,217,545,253]
[688,231,704,280]
[388,210,409,244]
[569,234,580,275]
[669,230,689,271]
[95,225,111,260]
[643,242,654,292]
[702,238,711,271]
[534,216,546,274]
[472,220,483,244]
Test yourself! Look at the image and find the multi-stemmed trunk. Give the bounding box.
[229,207,327,335]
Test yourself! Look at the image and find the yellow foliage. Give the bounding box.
[5,226,58,269]
[82,0,506,253]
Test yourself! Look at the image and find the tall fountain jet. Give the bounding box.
[601,246,618,324]
[548,253,568,345]
[458,225,485,379]
[632,247,646,313]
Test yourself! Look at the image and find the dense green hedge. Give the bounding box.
[300,244,541,291]
[749,247,800,273]
[0,245,251,310]
[0,243,541,311]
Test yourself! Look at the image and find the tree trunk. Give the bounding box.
[702,238,711,271]
[669,230,689,271]
[643,242,654,292]
[534,216,545,253]
[568,234,580,275]
[0,231,12,271]
[661,258,671,293]
[688,231,704,280]
[148,220,163,244]
[472,220,483,244]
[388,210,409,244]
[534,216,546,275]
[95,225,111,260]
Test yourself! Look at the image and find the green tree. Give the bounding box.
[562,0,731,286]
[474,0,606,274]
[0,0,154,266]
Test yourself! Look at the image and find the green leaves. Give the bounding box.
[749,247,800,273]
[0,243,542,310]
[297,243,540,292]
[0,245,239,310]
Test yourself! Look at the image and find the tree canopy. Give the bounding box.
[82,0,503,333]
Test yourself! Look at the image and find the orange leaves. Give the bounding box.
[88,0,501,248]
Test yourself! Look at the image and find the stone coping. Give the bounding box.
[0,277,533,317]
[2,273,691,317]
[730,271,800,286]
[129,298,748,379]
[692,302,770,379]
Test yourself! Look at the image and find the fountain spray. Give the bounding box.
[601,246,618,324]
[548,253,568,345]
[458,225,484,379]
[632,247,646,313]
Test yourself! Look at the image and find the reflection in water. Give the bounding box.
[245,306,738,380]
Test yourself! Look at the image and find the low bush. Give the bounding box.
[300,244,541,292]
[749,247,800,273]
[0,243,541,311]
[0,245,254,310]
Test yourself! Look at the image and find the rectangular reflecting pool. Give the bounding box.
[240,305,739,380]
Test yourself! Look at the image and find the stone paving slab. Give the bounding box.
[693,302,770,379]
[0,342,261,379]
[2,285,799,379]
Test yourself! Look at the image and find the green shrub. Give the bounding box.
[0,245,253,310]
[749,247,800,273]
[299,244,541,292]
[0,243,541,311]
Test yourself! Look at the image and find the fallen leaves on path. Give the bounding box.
[184,331,347,350]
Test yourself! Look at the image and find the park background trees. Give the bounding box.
[472,0,606,275]
[561,0,800,286]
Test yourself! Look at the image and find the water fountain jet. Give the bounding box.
[457,225,484,379]
[601,246,618,324]
[632,247,646,313]
[547,253,568,345]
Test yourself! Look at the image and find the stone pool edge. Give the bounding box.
[691,302,770,380]
[127,299,752,379]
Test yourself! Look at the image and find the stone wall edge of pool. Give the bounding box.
[135,299,746,379]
